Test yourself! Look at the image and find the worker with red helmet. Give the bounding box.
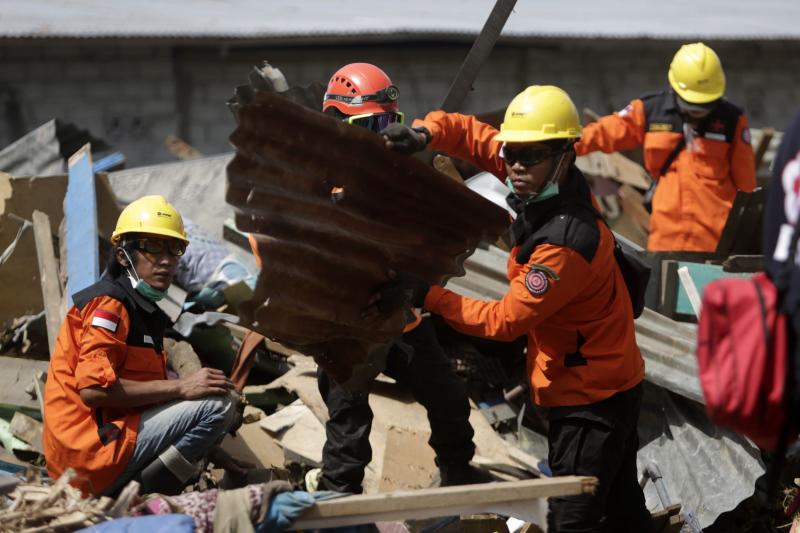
[304,63,482,493]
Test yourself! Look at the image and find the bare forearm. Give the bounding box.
[82,378,182,408]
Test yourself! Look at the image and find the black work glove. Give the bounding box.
[364,271,431,318]
[381,123,430,154]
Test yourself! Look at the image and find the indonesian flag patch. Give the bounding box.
[92,309,120,332]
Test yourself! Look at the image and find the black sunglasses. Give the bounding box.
[132,238,186,257]
[501,145,561,167]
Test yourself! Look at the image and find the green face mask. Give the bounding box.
[128,274,167,302]
[506,179,559,203]
[122,248,168,303]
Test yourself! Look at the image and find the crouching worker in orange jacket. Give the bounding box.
[575,42,756,252]
[43,196,245,496]
[377,86,653,532]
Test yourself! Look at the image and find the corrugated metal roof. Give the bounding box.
[3,0,799,40]
[228,90,508,383]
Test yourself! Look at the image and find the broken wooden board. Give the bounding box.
[259,356,328,423]
[0,356,48,421]
[0,170,119,329]
[294,476,597,529]
[9,411,42,453]
[651,503,684,533]
[260,399,307,434]
[378,426,437,492]
[576,151,652,190]
[242,405,266,424]
[221,421,284,469]
[275,404,325,467]
[31,210,62,354]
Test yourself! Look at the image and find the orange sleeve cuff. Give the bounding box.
[412,116,444,146]
[75,352,118,390]
[423,285,448,312]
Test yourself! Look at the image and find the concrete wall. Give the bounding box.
[0,38,798,167]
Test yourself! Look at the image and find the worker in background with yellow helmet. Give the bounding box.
[575,42,756,252]
[43,195,246,496]
[380,86,652,532]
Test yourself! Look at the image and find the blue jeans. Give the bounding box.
[103,394,235,495]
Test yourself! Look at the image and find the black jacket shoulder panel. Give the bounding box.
[515,206,601,265]
[73,279,131,313]
[641,91,682,133]
[706,99,743,142]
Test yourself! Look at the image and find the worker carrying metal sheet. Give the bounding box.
[376,85,653,532]
[576,42,756,252]
[43,195,248,496]
[248,63,485,493]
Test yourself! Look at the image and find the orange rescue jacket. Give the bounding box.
[43,276,168,495]
[575,91,756,252]
[414,112,644,406]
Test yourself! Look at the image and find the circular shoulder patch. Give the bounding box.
[525,269,549,296]
[742,127,751,145]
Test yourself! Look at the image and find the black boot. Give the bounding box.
[138,457,188,495]
[438,463,495,487]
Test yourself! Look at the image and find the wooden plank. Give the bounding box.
[753,127,774,170]
[294,476,597,529]
[65,144,99,306]
[9,411,43,453]
[31,210,62,354]
[722,254,763,273]
[440,0,517,112]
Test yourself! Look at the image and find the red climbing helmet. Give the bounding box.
[323,63,400,116]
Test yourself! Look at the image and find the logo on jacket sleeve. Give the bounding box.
[524,264,560,296]
[91,309,120,332]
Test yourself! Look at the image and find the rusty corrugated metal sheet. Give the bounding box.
[227,90,508,381]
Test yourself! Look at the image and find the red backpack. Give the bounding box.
[696,272,793,450]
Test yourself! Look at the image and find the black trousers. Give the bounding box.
[547,383,654,533]
[317,318,475,493]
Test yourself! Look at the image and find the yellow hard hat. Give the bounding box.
[668,42,725,104]
[494,85,581,143]
[111,195,189,245]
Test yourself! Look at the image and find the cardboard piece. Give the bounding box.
[221,422,284,469]
[260,399,307,434]
[9,411,43,453]
[276,405,326,467]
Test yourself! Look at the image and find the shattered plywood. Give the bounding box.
[274,404,326,467]
[9,411,43,453]
[0,356,48,419]
[227,90,508,382]
[221,422,284,469]
[0,172,120,328]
